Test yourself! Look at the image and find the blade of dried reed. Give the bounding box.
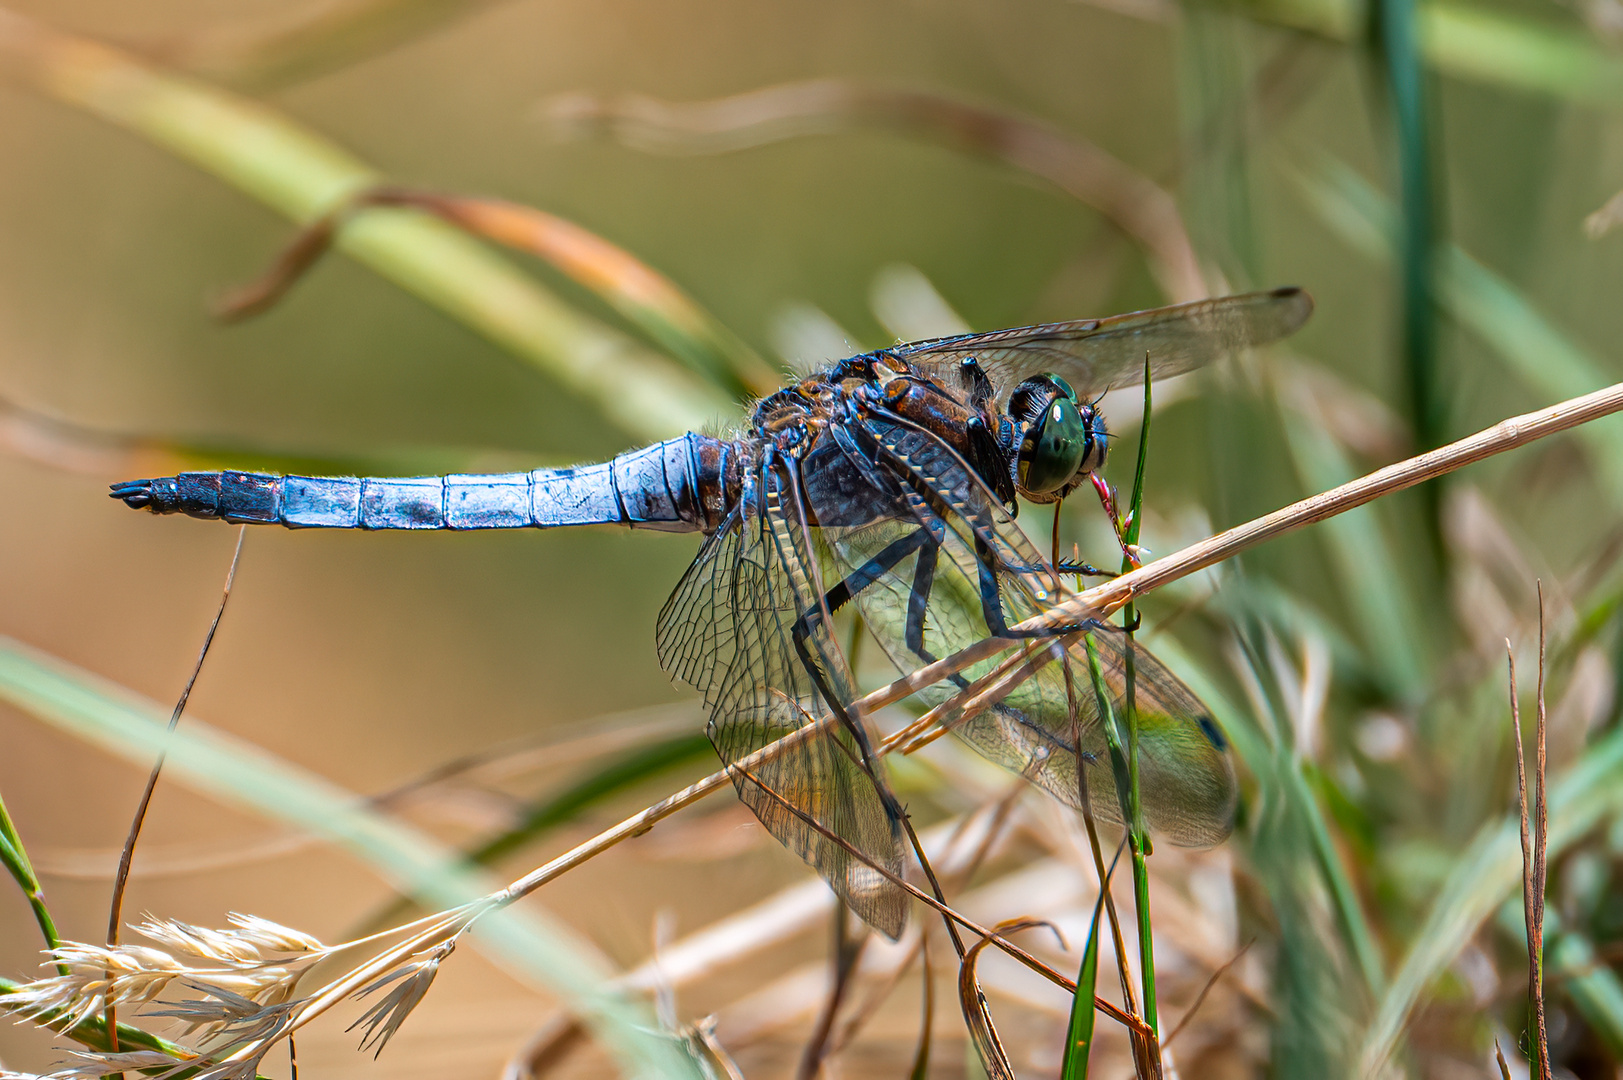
[104,528,243,1052]
[960,918,1058,1080]
[1509,592,1553,1080]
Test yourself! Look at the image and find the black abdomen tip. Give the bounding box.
[110,479,160,510]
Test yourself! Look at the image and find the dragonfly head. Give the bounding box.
[1009,373,1108,503]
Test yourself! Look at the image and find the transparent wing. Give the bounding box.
[655,466,908,938]
[890,287,1312,401]
[803,415,1235,846]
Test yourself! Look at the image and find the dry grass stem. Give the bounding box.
[1509,588,1553,1080]
[105,529,245,1050]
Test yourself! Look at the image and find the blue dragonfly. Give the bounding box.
[113,287,1312,938]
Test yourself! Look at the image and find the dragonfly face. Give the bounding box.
[1007,372,1108,502]
[112,287,1314,939]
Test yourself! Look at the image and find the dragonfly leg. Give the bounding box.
[904,534,937,659]
[975,536,1095,639]
[791,529,933,638]
[1053,557,1117,578]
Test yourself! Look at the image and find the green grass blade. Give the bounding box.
[1120,362,1156,1037]
[1215,0,1623,105]
[0,636,700,1080]
[1357,725,1623,1076]
[0,11,730,445]
[0,791,62,962]
[1060,889,1108,1080]
[1372,0,1447,595]
[1419,2,1623,106]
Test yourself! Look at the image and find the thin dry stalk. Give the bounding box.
[795,907,864,1080]
[499,1015,583,1080]
[1495,1038,1514,1079]
[829,776,1030,1055]
[1507,603,1551,1080]
[909,932,934,1080]
[688,1015,746,1080]
[105,528,245,1050]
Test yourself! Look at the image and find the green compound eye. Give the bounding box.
[1019,394,1087,494]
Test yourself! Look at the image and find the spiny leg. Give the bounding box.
[974,535,1094,640]
[1054,557,1117,578]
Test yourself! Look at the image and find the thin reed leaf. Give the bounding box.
[165,0,497,90]
[1123,360,1156,1039]
[106,528,244,1053]
[545,82,1204,302]
[1060,882,1109,1079]
[0,790,63,965]
[0,392,558,483]
[1506,599,1554,1079]
[0,10,729,443]
[0,637,700,1080]
[958,919,1057,1080]
[1079,633,1160,1073]
[1163,942,1253,1049]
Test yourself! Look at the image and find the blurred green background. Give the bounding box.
[3,0,1623,1076]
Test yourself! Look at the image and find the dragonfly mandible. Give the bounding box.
[112,287,1313,938]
